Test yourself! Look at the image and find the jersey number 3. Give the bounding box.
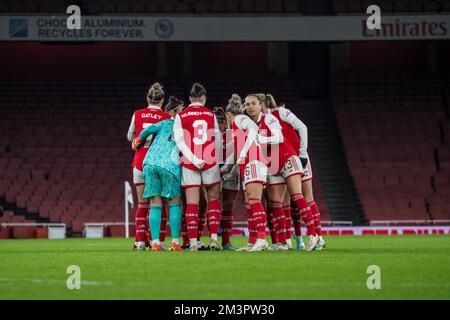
[193,120,208,145]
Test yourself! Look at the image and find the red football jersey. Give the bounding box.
[232,115,267,177]
[131,106,171,171]
[257,113,296,175]
[176,104,218,171]
[270,108,301,154]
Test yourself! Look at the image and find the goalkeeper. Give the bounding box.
[132,96,185,251]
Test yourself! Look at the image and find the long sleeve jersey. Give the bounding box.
[173,103,222,171]
[269,107,308,158]
[140,119,181,179]
[127,105,171,171]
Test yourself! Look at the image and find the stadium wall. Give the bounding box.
[0,42,158,75]
[350,41,428,72]
[192,42,268,75]
[0,42,272,76]
[2,40,447,78]
[329,40,450,76]
[437,40,450,71]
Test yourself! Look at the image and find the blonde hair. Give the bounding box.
[265,94,277,109]
[245,93,277,109]
[255,93,266,102]
[246,93,265,103]
[147,82,164,103]
[226,94,243,115]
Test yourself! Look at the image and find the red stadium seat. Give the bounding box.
[333,72,448,222]
[0,73,326,231]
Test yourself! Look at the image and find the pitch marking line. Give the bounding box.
[0,278,113,287]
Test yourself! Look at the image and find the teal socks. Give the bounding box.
[149,205,163,242]
[169,203,181,240]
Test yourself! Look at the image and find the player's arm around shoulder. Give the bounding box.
[258,114,283,144]
[279,106,304,127]
[265,113,282,129]
[235,114,251,129]
[279,106,308,149]
[140,120,164,140]
[280,108,309,157]
[236,115,259,163]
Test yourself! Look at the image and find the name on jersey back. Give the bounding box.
[180,111,213,118]
[141,113,163,119]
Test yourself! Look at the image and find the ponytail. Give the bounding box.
[226,94,243,115]
[265,94,277,109]
[189,83,207,99]
[147,82,164,103]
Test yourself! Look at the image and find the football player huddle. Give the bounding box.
[127,82,326,252]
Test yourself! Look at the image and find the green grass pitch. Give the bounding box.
[0,235,449,300]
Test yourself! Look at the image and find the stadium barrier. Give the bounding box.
[319,226,450,235]
[2,222,449,239]
[84,222,135,238]
[232,220,353,236]
[233,220,450,236]
[321,220,353,226]
[370,220,450,226]
[0,223,66,239]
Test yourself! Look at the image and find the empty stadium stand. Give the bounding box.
[332,0,448,14]
[332,72,450,223]
[0,0,302,15]
[0,0,72,14]
[1,0,447,15]
[82,0,302,15]
[0,73,329,237]
[298,100,365,224]
[0,75,165,235]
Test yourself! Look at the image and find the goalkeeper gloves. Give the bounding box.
[132,137,143,151]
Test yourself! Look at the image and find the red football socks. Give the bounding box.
[309,200,322,237]
[271,201,286,244]
[197,212,207,241]
[291,193,316,236]
[135,202,149,243]
[248,198,267,240]
[283,204,293,240]
[246,202,257,245]
[207,199,221,236]
[267,203,278,244]
[185,204,199,240]
[292,207,302,237]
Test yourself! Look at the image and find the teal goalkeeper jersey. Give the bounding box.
[140,119,181,179]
